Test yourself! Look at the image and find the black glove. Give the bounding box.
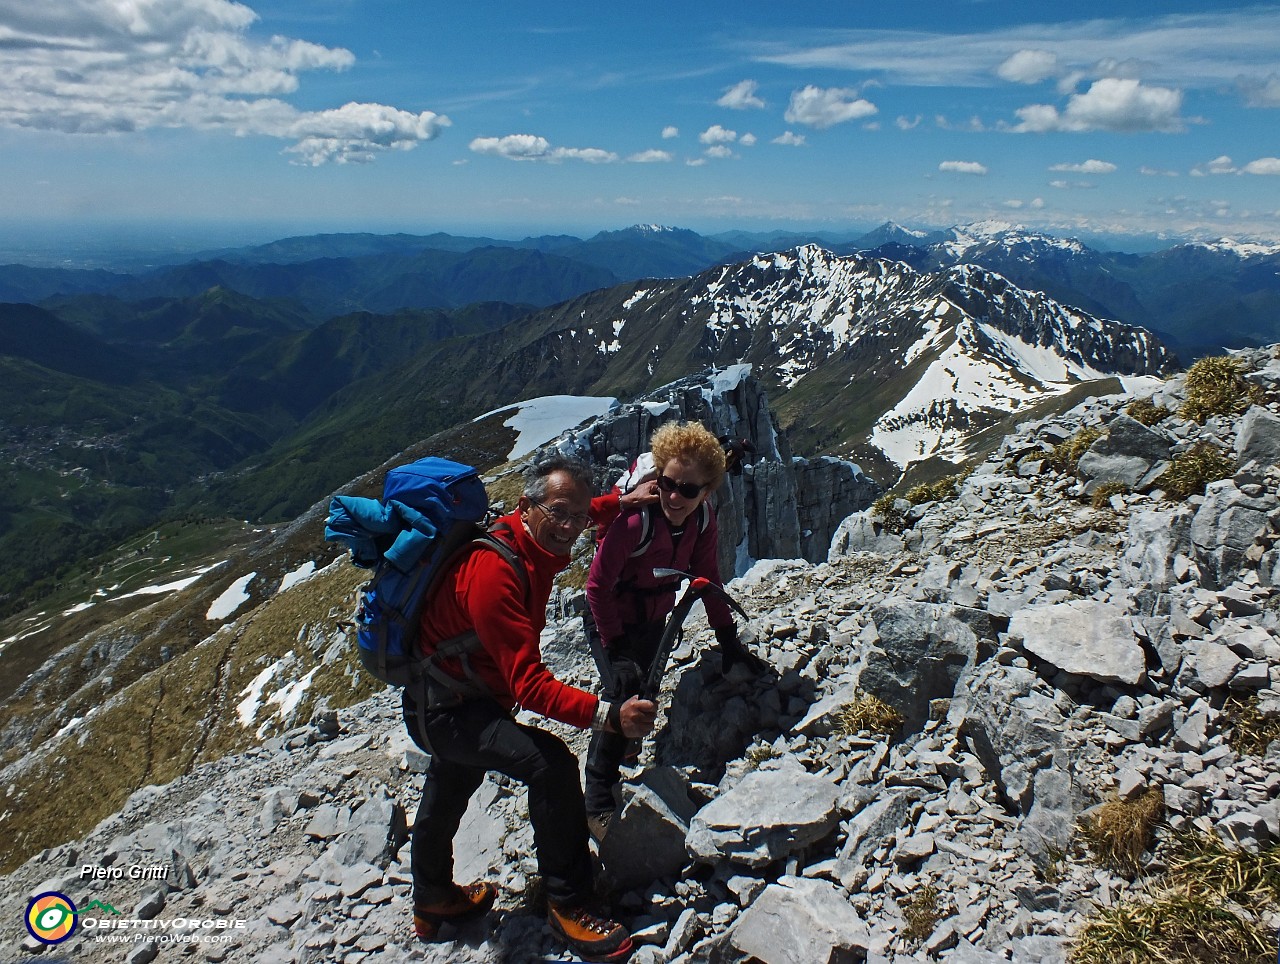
[719,436,757,476]
[715,625,766,677]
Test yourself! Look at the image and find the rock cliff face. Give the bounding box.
[4,350,1280,963]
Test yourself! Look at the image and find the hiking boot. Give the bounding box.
[413,881,497,941]
[587,810,614,844]
[547,902,634,962]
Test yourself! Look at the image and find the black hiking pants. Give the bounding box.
[583,618,665,815]
[403,690,594,907]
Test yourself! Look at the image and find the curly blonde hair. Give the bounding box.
[650,421,726,491]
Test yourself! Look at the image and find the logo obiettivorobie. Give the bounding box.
[25,891,78,944]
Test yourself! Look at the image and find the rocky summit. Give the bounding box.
[4,348,1280,963]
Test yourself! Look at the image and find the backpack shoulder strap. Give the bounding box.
[628,504,658,559]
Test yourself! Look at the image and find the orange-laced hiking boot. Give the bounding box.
[413,880,497,941]
[547,902,634,962]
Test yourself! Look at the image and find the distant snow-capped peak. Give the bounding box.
[1180,237,1280,259]
[676,246,1173,470]
[941,221,1088,261]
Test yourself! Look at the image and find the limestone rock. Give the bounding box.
[687,766,843,868]
[1009,599,1145,686]
[727,875,872,964]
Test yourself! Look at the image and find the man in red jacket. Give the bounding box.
[404,455,655,963]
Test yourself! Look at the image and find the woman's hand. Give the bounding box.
[618,480,659,511]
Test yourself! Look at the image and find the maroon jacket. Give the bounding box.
[586,503,733,644]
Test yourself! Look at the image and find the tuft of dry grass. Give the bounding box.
[1072,832,1280,964]
[1072,891,1274,964]
[1222,695,1280,757]
[872,493,909,535]
[1126,397,1173,426]
[1051,427,1102,473]
[835,693,904,737]
[1091,481,1131,509]
[743,742,782,771]
[873,471,969,534]
[900,884,942,948]
[1180,355,1264,424]
[904,471,970,506]
[1079,788,1164,878]
[1154,442,1235,500]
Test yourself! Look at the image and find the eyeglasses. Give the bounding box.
[656,474,707,499]
[531,500,592,529]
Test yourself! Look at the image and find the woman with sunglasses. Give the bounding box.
[582,421,762,838]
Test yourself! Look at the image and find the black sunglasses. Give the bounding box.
[656,474,706,499]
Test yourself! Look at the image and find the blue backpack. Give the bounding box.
[325,457,526,692]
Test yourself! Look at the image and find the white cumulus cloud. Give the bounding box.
[704,144,733,159]
[661,125,679,139]
[1191,154,1238,176]
[997,50,1060,84]
[1011,78,1183,133]
[784,85,877,129]
[739,132,757,146]
[469,134,552,160]
[0,0,447,162]
[628,149,673,163]
[1243,157,1280,175]
[718,79,765,110]
[699,124,737,145]
[469,134,617,163]
[1049,159,1117,174]
[772,130,806,146]
[939,160,988,175]
[284,103,450,165]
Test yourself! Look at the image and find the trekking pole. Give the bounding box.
[623,569,752,758]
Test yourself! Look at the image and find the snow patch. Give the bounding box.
[479,395,619,459]
[236,662,282,727]
[708,364,753,395]
[258,668,318,738]
[278,562,317,593]
[207,573,256,621]
[116,563,224,603]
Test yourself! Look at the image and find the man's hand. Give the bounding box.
[618,696,657,738]
[618,480,659,511]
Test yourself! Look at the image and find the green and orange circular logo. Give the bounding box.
[25,891,77,944]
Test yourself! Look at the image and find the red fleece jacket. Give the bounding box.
[418,507,605,729]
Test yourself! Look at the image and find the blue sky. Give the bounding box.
[1,0,1278,250]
